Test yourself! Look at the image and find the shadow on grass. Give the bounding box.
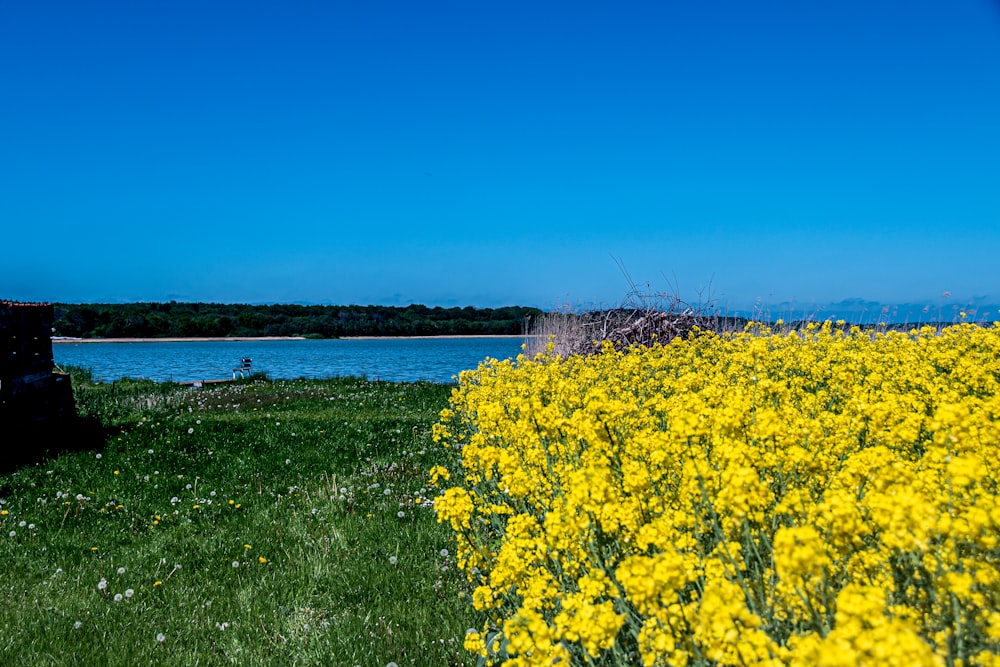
[0,414,108,475]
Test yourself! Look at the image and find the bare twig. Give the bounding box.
[525,270,719,357]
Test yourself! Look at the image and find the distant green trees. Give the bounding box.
[51,302,542,339]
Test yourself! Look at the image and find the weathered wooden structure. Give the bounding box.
[1,301,76,470]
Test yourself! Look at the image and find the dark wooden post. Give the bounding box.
[1,301,77,470]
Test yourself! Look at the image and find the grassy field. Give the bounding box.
[0,370,479,666]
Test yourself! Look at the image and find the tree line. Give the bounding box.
[51,302,543,339]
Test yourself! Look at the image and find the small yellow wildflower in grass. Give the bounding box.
[435,322,1000,666]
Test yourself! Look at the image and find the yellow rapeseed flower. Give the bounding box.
[432,323,1000,666]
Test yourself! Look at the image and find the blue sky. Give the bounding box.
[3,1,999,320]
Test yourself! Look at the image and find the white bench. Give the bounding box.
[232,357,253,379]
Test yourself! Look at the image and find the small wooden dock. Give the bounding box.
[177,379,238,388]
[177,357,253,387]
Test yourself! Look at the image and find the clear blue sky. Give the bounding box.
[3,1,999,320]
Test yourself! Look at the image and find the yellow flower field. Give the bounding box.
[433,322,1000,666]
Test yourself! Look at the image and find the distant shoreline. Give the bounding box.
[52,335,526,344]
[340,335,526,340]
[52,336,306,344]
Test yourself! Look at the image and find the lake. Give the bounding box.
[52,337,527,384]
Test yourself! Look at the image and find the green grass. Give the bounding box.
[0,372,479,666]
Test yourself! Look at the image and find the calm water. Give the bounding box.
[52,337,526,384]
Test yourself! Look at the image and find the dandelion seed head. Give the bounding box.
[156,632,166,642]
[113,593,123,602]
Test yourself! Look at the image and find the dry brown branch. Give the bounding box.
[525,280,719,358]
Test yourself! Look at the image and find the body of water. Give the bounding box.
[53,337,526,384]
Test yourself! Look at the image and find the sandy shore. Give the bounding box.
[52,336,307,344]
[53,335,527,344]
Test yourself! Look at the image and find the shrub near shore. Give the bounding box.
[433,321,1000,666]
[0,374,480,666]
